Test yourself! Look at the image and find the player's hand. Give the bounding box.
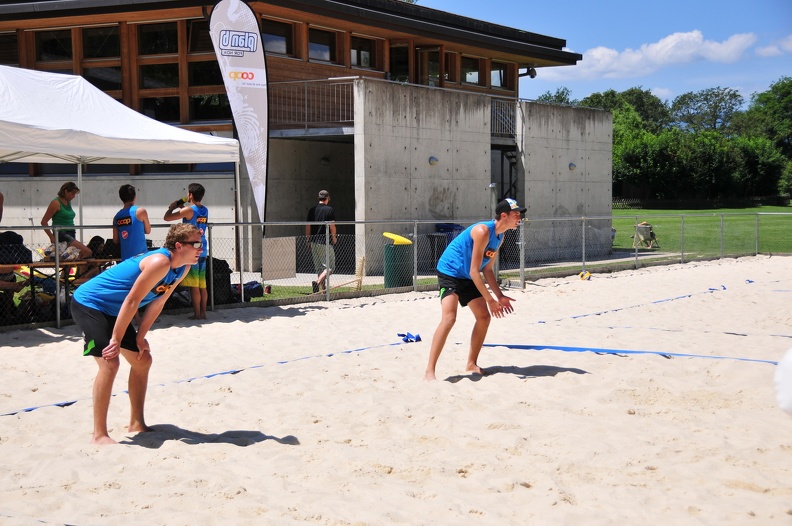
[101,338,120,360]
[498,295,516,315]
[136,337,151,359]
[487,298,505,318]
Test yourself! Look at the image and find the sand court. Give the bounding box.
[1,255,791,524]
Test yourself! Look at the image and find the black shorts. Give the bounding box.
[437,271,482,307]
[57,230,77,244]
[71,300,139,357]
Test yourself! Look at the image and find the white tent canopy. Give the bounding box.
[0,65,239,165]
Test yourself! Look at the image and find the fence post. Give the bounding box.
[680,216,686,263]
[518,219,525,289]
[719,215,724,258]
[755,214,760,255]
[324,221,330,301]
[633,215,639,267]
[581,216,587,271]
[413,221,418,292]
[208,225,214,311]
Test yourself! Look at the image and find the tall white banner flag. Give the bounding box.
[209,0,268,221]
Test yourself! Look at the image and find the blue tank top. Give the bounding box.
[114,205,148,261]
[73,248,185,316]
[436,220,502,279]
[183,204,208,257]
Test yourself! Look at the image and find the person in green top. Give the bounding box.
[40,181,92,259]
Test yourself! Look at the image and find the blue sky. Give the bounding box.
[420,0,792,106]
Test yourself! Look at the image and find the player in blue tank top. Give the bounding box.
[164,183,209,320]
[70,223,203,445]
[425,198,526,381]
[113,184,151,261]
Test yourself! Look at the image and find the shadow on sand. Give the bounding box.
[445,364,589,383]
[120,423,300,449]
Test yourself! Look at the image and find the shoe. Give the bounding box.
[311,281,319,293]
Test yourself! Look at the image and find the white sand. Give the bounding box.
[1,255,791,525]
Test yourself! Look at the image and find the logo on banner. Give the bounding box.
[218,30,258,56]
[229,71,255,80]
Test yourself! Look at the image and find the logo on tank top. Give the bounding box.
[484,247,497,259]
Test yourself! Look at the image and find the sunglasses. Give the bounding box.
[182,240,203,248]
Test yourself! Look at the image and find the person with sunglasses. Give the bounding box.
[71,223,203,445]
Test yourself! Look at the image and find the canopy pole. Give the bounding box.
[234,161,244,302]
[77,159,84,239]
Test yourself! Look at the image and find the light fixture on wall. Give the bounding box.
[320,156,330,166]
[519,67,537,79]
[568,162,576,171]
[428,156,439,165]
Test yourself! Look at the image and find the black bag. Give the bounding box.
[207,257,235,305]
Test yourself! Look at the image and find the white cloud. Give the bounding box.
[756,45,782,57]
[779,34,792,52]
[544,30,757,81]
[650,87,674,102]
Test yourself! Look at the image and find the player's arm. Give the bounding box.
[112,225,119,245]
[40,200,60,242]
[137,207,152,234]
[164,201,192,222]
[135,265,189,349]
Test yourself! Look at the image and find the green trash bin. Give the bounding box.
[383,233,414,288]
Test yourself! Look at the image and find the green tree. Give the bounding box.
[535,87,577,105]
[619,87,670,133]
[745,76,792,158]
[731,135,786,196]
[580,89,620,112]
[670,87,744,134]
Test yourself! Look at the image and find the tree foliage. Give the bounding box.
[570,80,790,201]
[535,87,578,105]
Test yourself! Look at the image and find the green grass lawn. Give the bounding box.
[611,206,792,255]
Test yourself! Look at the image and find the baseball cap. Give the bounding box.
[495,198,526,216]
[318,190,330,199]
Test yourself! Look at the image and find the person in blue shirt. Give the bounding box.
[113,184,151,261]
[71,223,203,445]
[164,183,209,320]
[424,198,525,381]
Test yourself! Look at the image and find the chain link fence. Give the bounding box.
[1,213,791,330]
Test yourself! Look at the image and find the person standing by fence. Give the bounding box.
[40,182,92,259]
[164,183,209,320]
[305,189,337,293]
[113,184,151,261]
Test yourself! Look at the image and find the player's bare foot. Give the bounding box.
[466,365,489,376]
[424,371,437,381]
[91,435,118,445]
[128,423,154,433]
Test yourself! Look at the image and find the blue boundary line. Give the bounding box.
[483,343,779,365]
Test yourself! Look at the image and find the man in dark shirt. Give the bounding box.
[305,190,337,293]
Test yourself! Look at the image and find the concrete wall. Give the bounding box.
[354,79,493,272]
[0,173,240,261]
[517,102,613,261]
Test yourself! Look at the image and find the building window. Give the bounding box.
[461,56,481,85]
[36,30,72,62]
[308,28,337,62]
[389,44,409,82]
[0,33,19,65]
[82,26,120,59]
[262,19,293,55]
[141,96,180,122]
[84,66,122,91]
[190,94,232,121]
[188,20,214,53]
[491,61,513,90]
[444,52,458,83]
[138,22,178,55]
[139,63,179,89]
[351,36,376,68]
[188,61,223,86]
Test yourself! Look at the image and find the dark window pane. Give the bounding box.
[188,61,223,86]
[138,22,178,55]
[308,29,335,62]
[461,56,479,84]
[351,37,374,68]
[84,66,122,91]
[262,19,293,55]
[190,93,232,121]
[188,20,214,53]
[141,96,180,122]
[0,33,19,65]
[36,30,72,61]
[139,63,179,89]
[389,45,409,82]
[83,26,120,58]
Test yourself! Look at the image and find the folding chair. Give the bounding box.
[632,223,659,249]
